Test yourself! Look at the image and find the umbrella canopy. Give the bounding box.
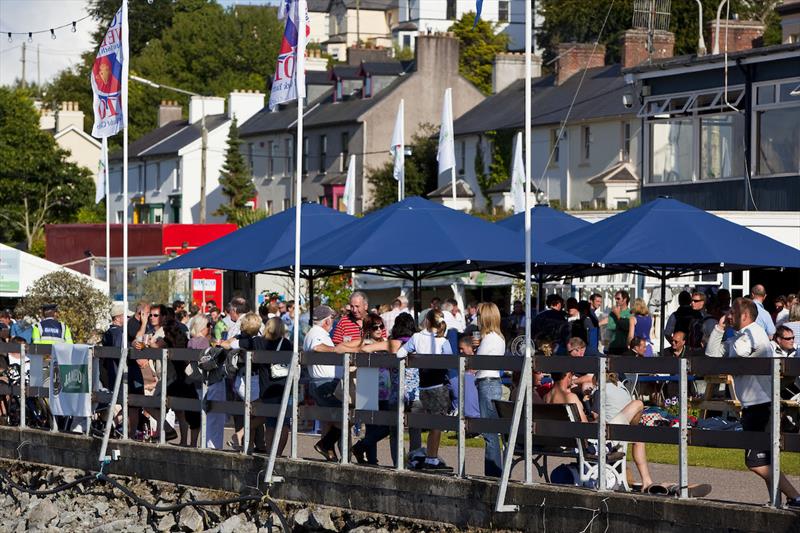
[551,197,800,277]
[497,204,591,241]
[149,203,355,273]
[257,196,555,278]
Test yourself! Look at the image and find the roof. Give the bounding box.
[239,88,334,137]
[454,64,633,136]
[320,173,348,185]
[306,70,333,85]
[775,0,800,16]
[427,179,475,198]
[626,43,800,75]
[138,114,229,158]
[53,124,102,148]
[341,0,396,9]
[307,0,330,12]
[586,162,639,185]
[393,21,418,31]
[110,119,186,161]
[359,61,404,76]
[305,74,411,128]
[330,65,361,80]
[487,177,511,194]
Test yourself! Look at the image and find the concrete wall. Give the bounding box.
[0,427,795,533]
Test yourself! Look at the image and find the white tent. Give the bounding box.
[0,243,108,298]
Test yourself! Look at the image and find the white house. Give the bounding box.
[38,101,101,177]
[107,91,265,224]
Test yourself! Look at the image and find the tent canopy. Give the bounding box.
[551,197,800,277]
[149,203,355,274]
[257,196,553,278]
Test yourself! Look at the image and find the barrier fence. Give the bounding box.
[0,342,795,511]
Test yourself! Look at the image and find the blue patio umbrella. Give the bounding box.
[551,197,800,351]
[149,203,355,274]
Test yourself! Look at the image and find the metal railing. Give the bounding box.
[0,342,795,511]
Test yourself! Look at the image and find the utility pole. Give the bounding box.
[37,45,41,88]
[199,105,208,224]
[20,42,26,89]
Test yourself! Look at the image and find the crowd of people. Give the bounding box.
[0,283,799,504]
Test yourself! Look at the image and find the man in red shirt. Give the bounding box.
[332,291,369,345]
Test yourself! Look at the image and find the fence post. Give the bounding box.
[340,352,350,465]
[396,358,406,472]
[770,357,781,507]
[291,354,299,459]
[457,355,466,478]
[19,343,26,429]
[242,351,252,455]
[122,355,129,440]
[679,357,689,498]
[159,349,168,445]
[524,353,533,485]
[597,356,607,492]
[86,347,93,436]
[200,377,207,449]
[49,349,58,432]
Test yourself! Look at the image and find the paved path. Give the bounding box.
[231,431,800,507]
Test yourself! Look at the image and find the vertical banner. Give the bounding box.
[269,0,310,110]
[91,6,127,138]
[49,344,91,417]
[511,131,526,214]
[437,88,455,201]
[390,99,405,201]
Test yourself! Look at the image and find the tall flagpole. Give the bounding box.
[103,137,110,287]
[447,88,456,204]
[398,99,404,201]
[522,0,534,485]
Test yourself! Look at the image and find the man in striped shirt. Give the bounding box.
[332,291,369,345]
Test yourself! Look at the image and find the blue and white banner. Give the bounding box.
[91,4,128,138]
[269,0,309,111]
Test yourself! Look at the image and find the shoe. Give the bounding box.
[420,459,452,471]
[786,497,800,510]
[226,439,243,452]
[351,441,368,464]
[163,423,178,442]
[314,440,338,462]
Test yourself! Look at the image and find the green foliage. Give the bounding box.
[76,200,107,223]
[0,88,94,250]
[137,270,179,308]
[366,124,439,210]
[229,207,269,228]
[314,273,352,312]
[449,12,509,94]
[480,130,514,200]
[392,43,414,61]
[16,270,110,344]
[214,118,256,223]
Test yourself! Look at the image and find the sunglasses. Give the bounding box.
[780,336,795,341]
[692,299,704,303]
[149,313,160,318]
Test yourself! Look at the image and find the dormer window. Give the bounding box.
[335,79,343,102]
[363,75,373,98]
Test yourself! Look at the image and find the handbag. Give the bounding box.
[269,338,290,380]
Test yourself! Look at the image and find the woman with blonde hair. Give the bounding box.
[631,298,653,357]
[473,302,506,477]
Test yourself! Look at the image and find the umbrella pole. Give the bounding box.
[308,271,315,326]
[659,271,666,355]
[413,268,420,323]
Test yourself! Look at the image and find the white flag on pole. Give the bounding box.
[95,139,107,204]
[269,0,309,110]
[437,88,455,177]
[511,131,527,214]
[390,99,404,199]
[342,154,357,215]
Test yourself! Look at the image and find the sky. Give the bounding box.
[0,0,277,88]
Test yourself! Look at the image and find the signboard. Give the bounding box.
[0,247,20,293]
[193,278,217,291]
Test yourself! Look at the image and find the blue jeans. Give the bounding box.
[477,377,503,477]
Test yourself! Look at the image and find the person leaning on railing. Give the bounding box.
[705,297,800,508]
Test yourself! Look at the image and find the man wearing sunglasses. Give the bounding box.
[772,325,797,358]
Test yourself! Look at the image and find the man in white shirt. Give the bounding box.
[751,284,776,338]
[442,298,466,334]
[381,295,410,335]
[706,297,800,507]
[303,305,342,461]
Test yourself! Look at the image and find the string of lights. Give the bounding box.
[4,14,93,43]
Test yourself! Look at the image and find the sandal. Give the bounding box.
[314,440,338,462]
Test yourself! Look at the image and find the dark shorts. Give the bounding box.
[741,402,771,468]
[419,385,451,416]
[309,378,341,408]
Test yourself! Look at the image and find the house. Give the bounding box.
[106,91,264,225]
[452,30,676,211]
[312,0,397,61]
[38,101,101,176]
[627,18,800,211]
[395,0,544,53]
[777,0,800,44]
[238,33,484,214]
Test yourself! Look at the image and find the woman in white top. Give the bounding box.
[473,302,506,477]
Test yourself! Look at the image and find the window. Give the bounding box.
[267,140,274,177]
[302,136,308,174]
[754,79,800,177]
[498,0,509,23]
[137,164,144,193]
[285,138,293,176]
[150,205,164,224]
[402,35,411,49]
[173,159,181,191]
[282,198,290,211]
[335,80,343,102]
[446,0,456,20]
[622,122,632,162]
[248,142,254,171]
[458,140,465,175]
[341,132,349,172]
[582,126,591,160]
[319,134,327,173]
[265,200,272,215]
[649,119,694,183]
[363,76,373,98]
[155,162,161,191]
[700,113,745,180]
[116,211,124,223]
[550,129,560,165]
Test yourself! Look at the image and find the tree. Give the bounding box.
[214,118,256,224]
[366,124,439,210]
[137,270,180,307]
[0,88,94,251]
[16,271,111,344]
[449,12,509,94]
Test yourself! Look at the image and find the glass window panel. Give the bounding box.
[649,119,694,183]
[757,107,800,175]
[700,113,745,180]
[757,85,775,106]
[779,82,800,103]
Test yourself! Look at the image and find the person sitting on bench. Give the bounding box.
[544,371,588,422]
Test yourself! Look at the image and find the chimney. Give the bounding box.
[158,100,182,127]
[708,19,765,54]
[556,43,605,85]
[414,33,460,75]
[492,52,542,94]
[188,95,225,124]
[228,89,265,124]
[620,29,675,68]
[55,101,84,133]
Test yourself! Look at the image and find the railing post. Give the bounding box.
[524,353,533,485]
[770,357,781,507]
[49,348,57,432]
[159,349,168,445]
[291,353,299,459]
[86,347,93,436]
[19,343,26,429]
[396,357,406,471]
[495,352,530,512]
[200,376,207,449]
[340,352,350,465]
[597,356,607,492]
[122,353,129,440]
[242,351,252,455]
[457,355,466,478]
[679,357,689,499]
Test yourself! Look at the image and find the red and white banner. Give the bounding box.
[269,0,309,111]
[91,3,128,138]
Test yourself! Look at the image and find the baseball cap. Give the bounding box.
[312,305,334,321]
[111,302,126,318]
